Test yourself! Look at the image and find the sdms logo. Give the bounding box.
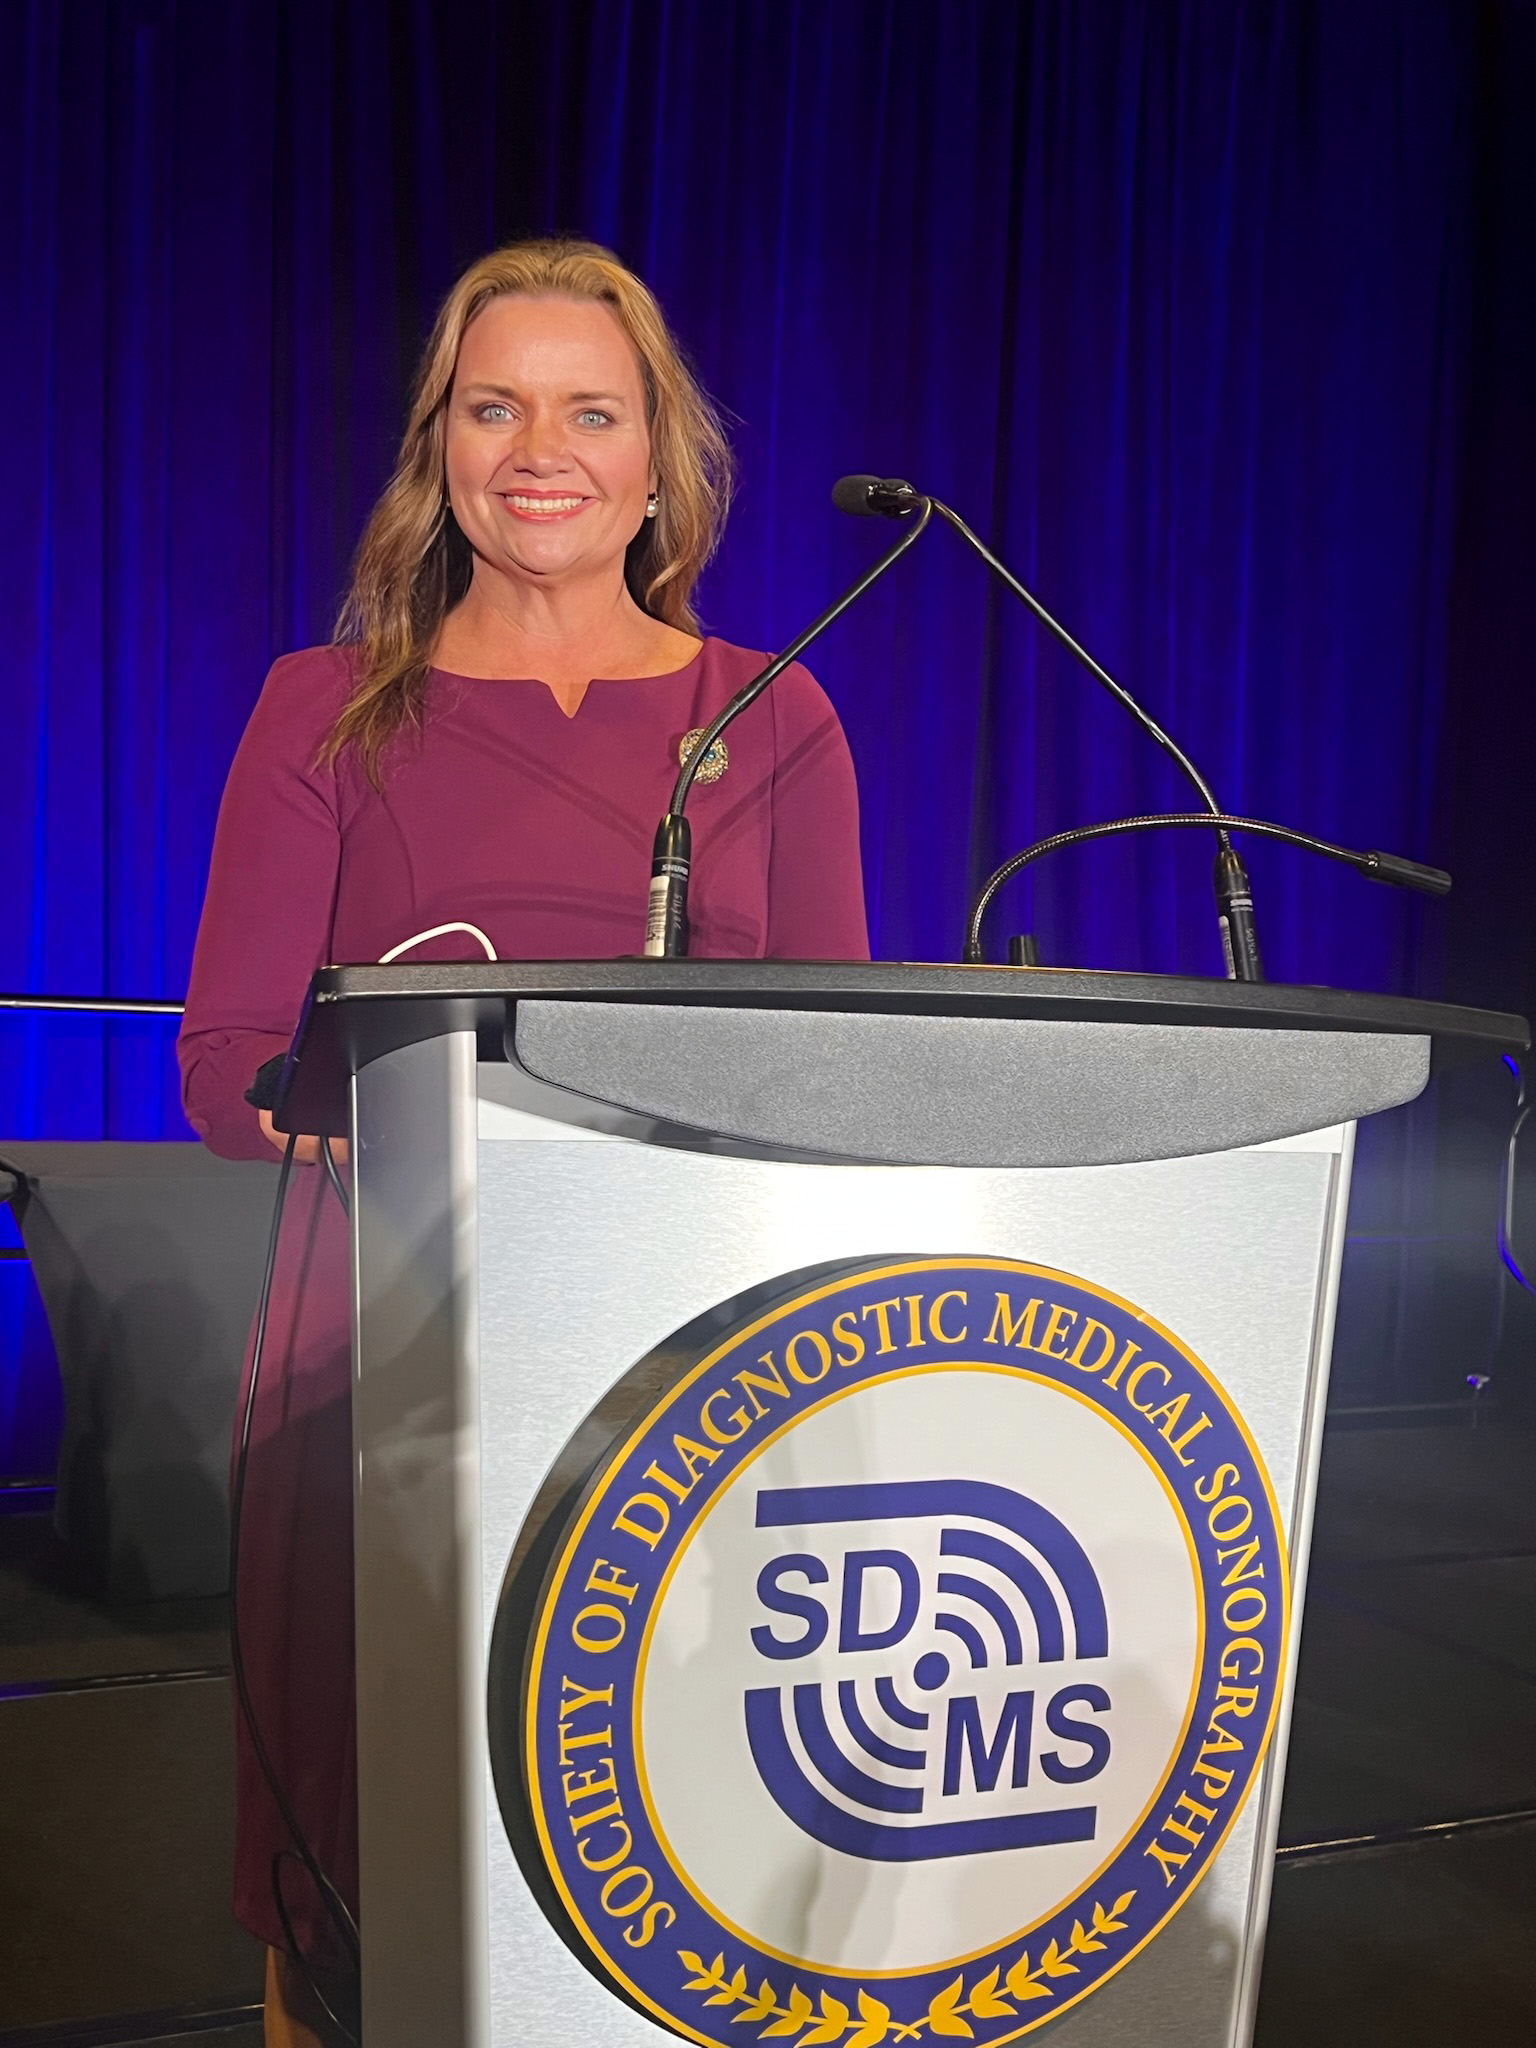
[747,1479,1111,1860]
[510,1258,1287,2046]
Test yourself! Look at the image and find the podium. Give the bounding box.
[276,962,1524,2048]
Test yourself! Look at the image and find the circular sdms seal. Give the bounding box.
[497,1258,1288,2045]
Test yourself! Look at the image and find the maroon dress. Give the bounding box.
[177,638,870,1956]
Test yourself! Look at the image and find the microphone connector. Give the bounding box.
[1214,847,1264,982]
[644,812,692,958]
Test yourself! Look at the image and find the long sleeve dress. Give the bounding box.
[177,637,870,1959]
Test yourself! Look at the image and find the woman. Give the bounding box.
[178,239,868,2045]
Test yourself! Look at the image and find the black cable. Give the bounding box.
[320,1134,350,1219]
[229,1134,362,2034]
[964,810,1451,963]
[1499,1059,1535,1298]
[274,1851,358,2042]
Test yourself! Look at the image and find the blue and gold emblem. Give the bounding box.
[492,1257,1288,2044]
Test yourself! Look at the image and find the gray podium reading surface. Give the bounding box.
[273,963,1525,2048]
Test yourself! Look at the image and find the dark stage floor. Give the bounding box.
[0,1419,1532,2047]
[1256,1416,1536,2047]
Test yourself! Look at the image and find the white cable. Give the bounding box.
[377,921,497,964]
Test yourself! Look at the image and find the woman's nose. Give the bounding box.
[513,414,568,473]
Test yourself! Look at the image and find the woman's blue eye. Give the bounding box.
[577,409,614,427]
[477,403,513,423]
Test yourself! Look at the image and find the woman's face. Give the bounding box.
[445,293,655,597]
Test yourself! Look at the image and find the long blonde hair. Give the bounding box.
[327,239,733,778]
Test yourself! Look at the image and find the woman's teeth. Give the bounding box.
[505,494,585,511]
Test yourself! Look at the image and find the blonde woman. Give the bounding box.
[178,240,868,2043]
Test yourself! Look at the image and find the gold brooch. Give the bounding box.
[678,727,729,784]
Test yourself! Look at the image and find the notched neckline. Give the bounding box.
[428,639,710,720]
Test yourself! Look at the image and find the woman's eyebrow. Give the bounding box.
[457,382,630,406]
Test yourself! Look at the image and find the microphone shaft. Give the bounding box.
[669,498,934,816]
[931,500,1225,831]
[644,498,935,958]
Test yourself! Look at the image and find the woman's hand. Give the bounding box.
[258,1108,350,1168]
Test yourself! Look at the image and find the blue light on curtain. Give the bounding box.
[2,0,1533,1442]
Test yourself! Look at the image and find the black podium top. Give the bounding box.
[273,960,1527,1135]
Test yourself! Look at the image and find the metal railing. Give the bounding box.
[0,994,183,1014]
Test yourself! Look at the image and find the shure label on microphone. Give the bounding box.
[643,876,672,953]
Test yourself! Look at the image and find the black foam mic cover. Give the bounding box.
[831,474,884,516]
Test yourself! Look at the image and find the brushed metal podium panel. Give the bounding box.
[471,1102,1350,2048]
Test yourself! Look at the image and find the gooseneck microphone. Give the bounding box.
[643,493,934,957]
[646,471,1447,978]
[964,812,1451,965]
[835,474,1264,981]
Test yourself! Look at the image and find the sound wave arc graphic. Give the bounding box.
[745,1480,1110,1862]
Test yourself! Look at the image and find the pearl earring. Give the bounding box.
[645,491,659,519]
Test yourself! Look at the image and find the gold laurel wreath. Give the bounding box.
[678,1893,1136,2044]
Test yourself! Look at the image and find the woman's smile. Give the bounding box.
[497,489,592,520]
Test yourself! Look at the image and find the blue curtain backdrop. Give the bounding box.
[2,0,1534,1454]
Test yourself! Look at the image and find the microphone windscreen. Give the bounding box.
[831,474,882,516]
[1367,849,1453,896]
